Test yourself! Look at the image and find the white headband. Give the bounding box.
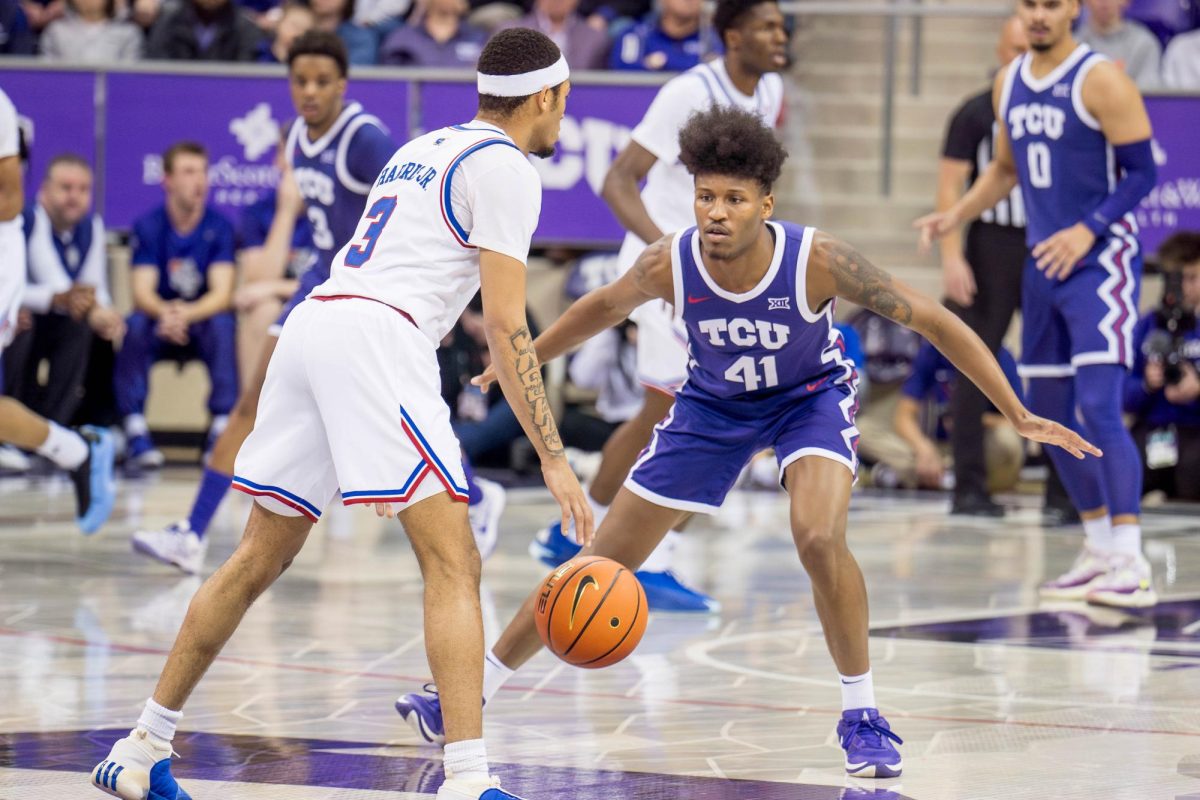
[477,55,569,97]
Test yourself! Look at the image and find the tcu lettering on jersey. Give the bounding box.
[1007,103,1066,141]
[697,318,791,350]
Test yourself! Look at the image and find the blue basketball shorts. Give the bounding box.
[1019,228,1142,379]
[625,382,860,514]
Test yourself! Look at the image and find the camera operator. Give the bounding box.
[1124,232,1200,501]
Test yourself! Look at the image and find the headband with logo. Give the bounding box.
[477,55,570,98]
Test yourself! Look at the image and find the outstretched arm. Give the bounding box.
[474,235,674,391]
[807,231,1100,459]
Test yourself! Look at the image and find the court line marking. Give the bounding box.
[2,625,1198,739]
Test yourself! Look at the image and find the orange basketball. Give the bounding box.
[534,556,648,669]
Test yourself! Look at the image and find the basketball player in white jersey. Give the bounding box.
[529,0,788,613]
[89,30,590,800]
[0,87,115,535]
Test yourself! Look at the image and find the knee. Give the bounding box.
[791,520,841,562]
[1075,391,1121,430]
[416,534,482,586]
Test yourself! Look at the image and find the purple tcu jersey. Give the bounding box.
[672,220,855,405]
[286,102,396,278]
[1000,45,1133,249]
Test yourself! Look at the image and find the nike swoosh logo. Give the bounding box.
[806,377,830,392]
[840,678,865,685]
[569,575,599,630]
[687,295,712,304]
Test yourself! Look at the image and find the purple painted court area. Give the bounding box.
[0,729,911,799]
[873,598,1200,659]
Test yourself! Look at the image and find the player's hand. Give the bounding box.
[374,502,397,519]
[914,443,944,488]
[542,456,594,548]
[67,285,96,320]
[1014,412,1102,459]
[470,364,498,393]
[913,209,961,254]
[941,254,977,307]
[1032,223,1095,281]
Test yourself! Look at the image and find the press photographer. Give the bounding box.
[1124,231,1200,502]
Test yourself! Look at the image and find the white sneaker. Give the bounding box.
[1039,546,1113,601]
[1086,553,1159,609]
[468,477,506,561]
[90,728,181,800]
[0,444,31,472]
[437,774,526,799]
[132,521,207,575]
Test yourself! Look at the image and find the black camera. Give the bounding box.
[1148,270,1198,386]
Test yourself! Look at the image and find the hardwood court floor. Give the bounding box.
[2,469,1199,800]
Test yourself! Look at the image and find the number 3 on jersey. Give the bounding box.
[345,196,398,268]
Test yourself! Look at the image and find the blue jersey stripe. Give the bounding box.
[440,138,521,246]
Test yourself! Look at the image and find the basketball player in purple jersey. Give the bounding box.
[402,107,1097,778]
[917,0,1159,608]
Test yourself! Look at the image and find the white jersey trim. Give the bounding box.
[792,226,825,323]
[669,228,687,323]
[296,102,363,159]
[998,56,1022,125]
[1072,54,1107,131]
[690,220,785,303]
[1019,43,1091,93]
[336,114,388,196]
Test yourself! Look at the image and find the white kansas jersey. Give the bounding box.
[312,120,541,345]
[633,59,785,240]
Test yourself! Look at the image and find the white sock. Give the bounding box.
[482,650,514,703]
[638,530,680,574]
[137,698,182,745]
[587,492,609,526]
[839,670,876,711]
[124,413,149,438]
[1082,516,1114,553]
[37,422,88,470]
[1110,523,1142,558]
[444,738,489,782]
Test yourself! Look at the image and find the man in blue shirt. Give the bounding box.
[1124,232,1200,501]
[866,341,1025,493]
[115,141,238,469]
[608,0,708,71]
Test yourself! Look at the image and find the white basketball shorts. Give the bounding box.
[617,231,689,396]
[232,296,469,521]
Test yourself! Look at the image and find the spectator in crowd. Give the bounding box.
[115,142,237,469]
[127,0,161,30]
[233,159,312,387]
[608,0,704,71]
[579,0,649,37]
[1124,232,1200,502]
[0,0,36,53]
[3,155,123,429]
[379,0,485,66]
[310,0,377,65]
[501,0,609,70]
[20,0,64,33]
[40,0,142,62]
[351,0,405,46]
[257,0,312,61]
[146,0,263,60]
[862,341,1025,493]
[1163,26,1200,89]
[1076,0,1161,89]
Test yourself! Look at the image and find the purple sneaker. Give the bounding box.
[1086,554,1158,609]
[837,708,903,778]
[396,684,445,745]
[1039,546,1112,601]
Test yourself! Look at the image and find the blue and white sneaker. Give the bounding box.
[90,728,191,800]
[437,774,529,799]
[71,426,116,535]
[528,518,581,568]
[396,683,446,745]
[127,433,165,470]
[837,708,903,778]
[636,569,721,613]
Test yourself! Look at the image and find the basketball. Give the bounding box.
[534,556,648,669]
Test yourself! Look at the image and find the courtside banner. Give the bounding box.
[0,69,96,204]
[1139,95,1200,255]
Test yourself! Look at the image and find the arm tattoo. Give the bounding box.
[822,238,913,325]
[508,326,565,457]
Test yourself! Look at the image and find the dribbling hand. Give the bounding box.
[1014,413,1102,460]
[542,457,594,548]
